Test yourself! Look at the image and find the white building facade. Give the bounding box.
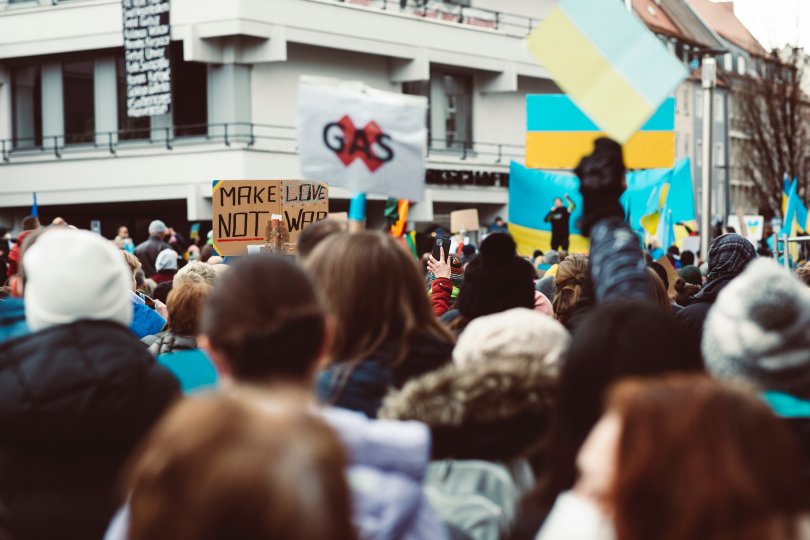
[0,0,556,237]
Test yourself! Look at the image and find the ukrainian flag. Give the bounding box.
[527,0,687,143]
[526,95,676,170]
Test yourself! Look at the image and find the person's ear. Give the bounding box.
[9,274,23,298]
[199,334,233,380]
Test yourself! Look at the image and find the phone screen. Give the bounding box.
[138,292,156,310]
[432,237,450,260]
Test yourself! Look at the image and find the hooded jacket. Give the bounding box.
[0,320,179,540]
[675,274,734,344]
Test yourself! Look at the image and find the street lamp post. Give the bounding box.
[700,56,717,260]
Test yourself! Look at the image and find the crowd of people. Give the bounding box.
[1,138,810,540]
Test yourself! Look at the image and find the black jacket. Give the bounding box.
[675,275,735,348]
[134,236,172,278]
[0,320,180,540]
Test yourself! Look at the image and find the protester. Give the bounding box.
[489,216,509,234]
[0,228,178,539]
[297,218,347,260]
[151,249,179,285]
[0,225,10,279]
[646,267,673,313]
[134,220,172,277]
[703,258,810,472]
[6,215,40,280]
[142,280,211,357]
[122,251,167,339]
[441,233,535,334]
[152,255,215,304]
[680,249,695,267]
[124,392,358,540]
[552,253,588,327]
[381,308,566,538]
[675,233,756,346]
[426,247,464,317]
[537,375,810,540]
[460,243,476,267]
[115,225,135,254]
[678,264,703,286]
[306,232,454,417]
[0,228,45,344]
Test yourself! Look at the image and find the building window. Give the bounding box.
[172,44,207,137]
[11,65,42,149]
[116,57,151,140]
[715,142,725,167]
[442,73,472,150]
[714,94,724,122]
[737,56,746,75]
[63,61,95,144]
[403,80,430,146]
[724,53,733,71]
[696,89,703,118]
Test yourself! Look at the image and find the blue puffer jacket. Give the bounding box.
[0,297,29,344]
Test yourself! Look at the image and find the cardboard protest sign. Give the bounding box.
[527,0,686,143]
[655,254,680,298]
[298,76,428,201]
[212,180,328,256]
[450,209,480,233]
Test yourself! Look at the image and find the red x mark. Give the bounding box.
[332,115,387,172]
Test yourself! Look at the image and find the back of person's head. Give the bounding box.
[707,233,756,281]
[148,220,167,237]
[305,231,451,365]
[795,264,810,287]
[199,244,214,263]
[533,250,543,259]
[679,264,702,286]
[544,250,560,266]
[126,392,356,540]
[453,307,569,369]
[455,233,536,321]
[704,258,810,398]
[647,262,669,291]
[201,256,326,384]
[646,267,671,313]
[122,251,142,291]
[174,260,217,287]
[167,280,212,336]
[22,228,132,332]
[606,375,808,540]
[155,249,179,272]
[680,250,695,267]
[536,301,702,509]
[553,253,588,324]
[296,220,347,260]
[21,215,40,231]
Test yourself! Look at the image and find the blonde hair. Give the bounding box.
[126,392,356,540]
[305,232,453,367]
[122,250,141,275]
[553,253,588,325]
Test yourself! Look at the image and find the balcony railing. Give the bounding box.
[0,122,523,171]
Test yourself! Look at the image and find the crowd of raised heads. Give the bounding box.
[2,139,810,540]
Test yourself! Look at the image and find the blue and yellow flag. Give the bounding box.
[526,0,687,143]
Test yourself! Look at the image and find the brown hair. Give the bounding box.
[795,265,810,287]
[305,231,453,367]
[553,253,587,324]
[167,280,212,336]
[122,250,141,275]
[297,219,347,260]
[126,392,356,540]
[607,375,808,540]
[201,255,326,383]
[646,267,671,313]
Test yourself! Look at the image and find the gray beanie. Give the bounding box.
[544,250,560,265]
[536,274,557,302]
[703,258,810,397]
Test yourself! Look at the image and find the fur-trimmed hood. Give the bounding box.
[380,358,556,461]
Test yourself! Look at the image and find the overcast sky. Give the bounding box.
[732,0,810,50]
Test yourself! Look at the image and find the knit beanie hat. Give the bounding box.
[544,250,560,266]
[453,307,569,369]
[703,258,810,397]
[155,249,179,271]
[22,228,132,332]
[455,233,536,320]
[707,233,756,281]
[679,265,702,286]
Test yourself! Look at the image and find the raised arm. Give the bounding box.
[576,138,651,303]
[564,194,576,213]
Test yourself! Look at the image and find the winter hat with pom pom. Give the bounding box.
[703,258,810,397]
[455,233,536,321]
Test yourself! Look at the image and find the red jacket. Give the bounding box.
[430,277,453,318]
[6,230,32,279]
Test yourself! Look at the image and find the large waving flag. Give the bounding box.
[622,159,696,233]
[508,161,589,255]
[526,0,687,143]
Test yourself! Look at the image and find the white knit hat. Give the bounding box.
[155,249,179,271]
[22,228,133,332]
[703,258,810,395]
[453,307,570,368]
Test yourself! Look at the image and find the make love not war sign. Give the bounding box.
[212,180,329,257]
[298,76,428,201]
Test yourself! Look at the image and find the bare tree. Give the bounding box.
[736,48,810,218]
